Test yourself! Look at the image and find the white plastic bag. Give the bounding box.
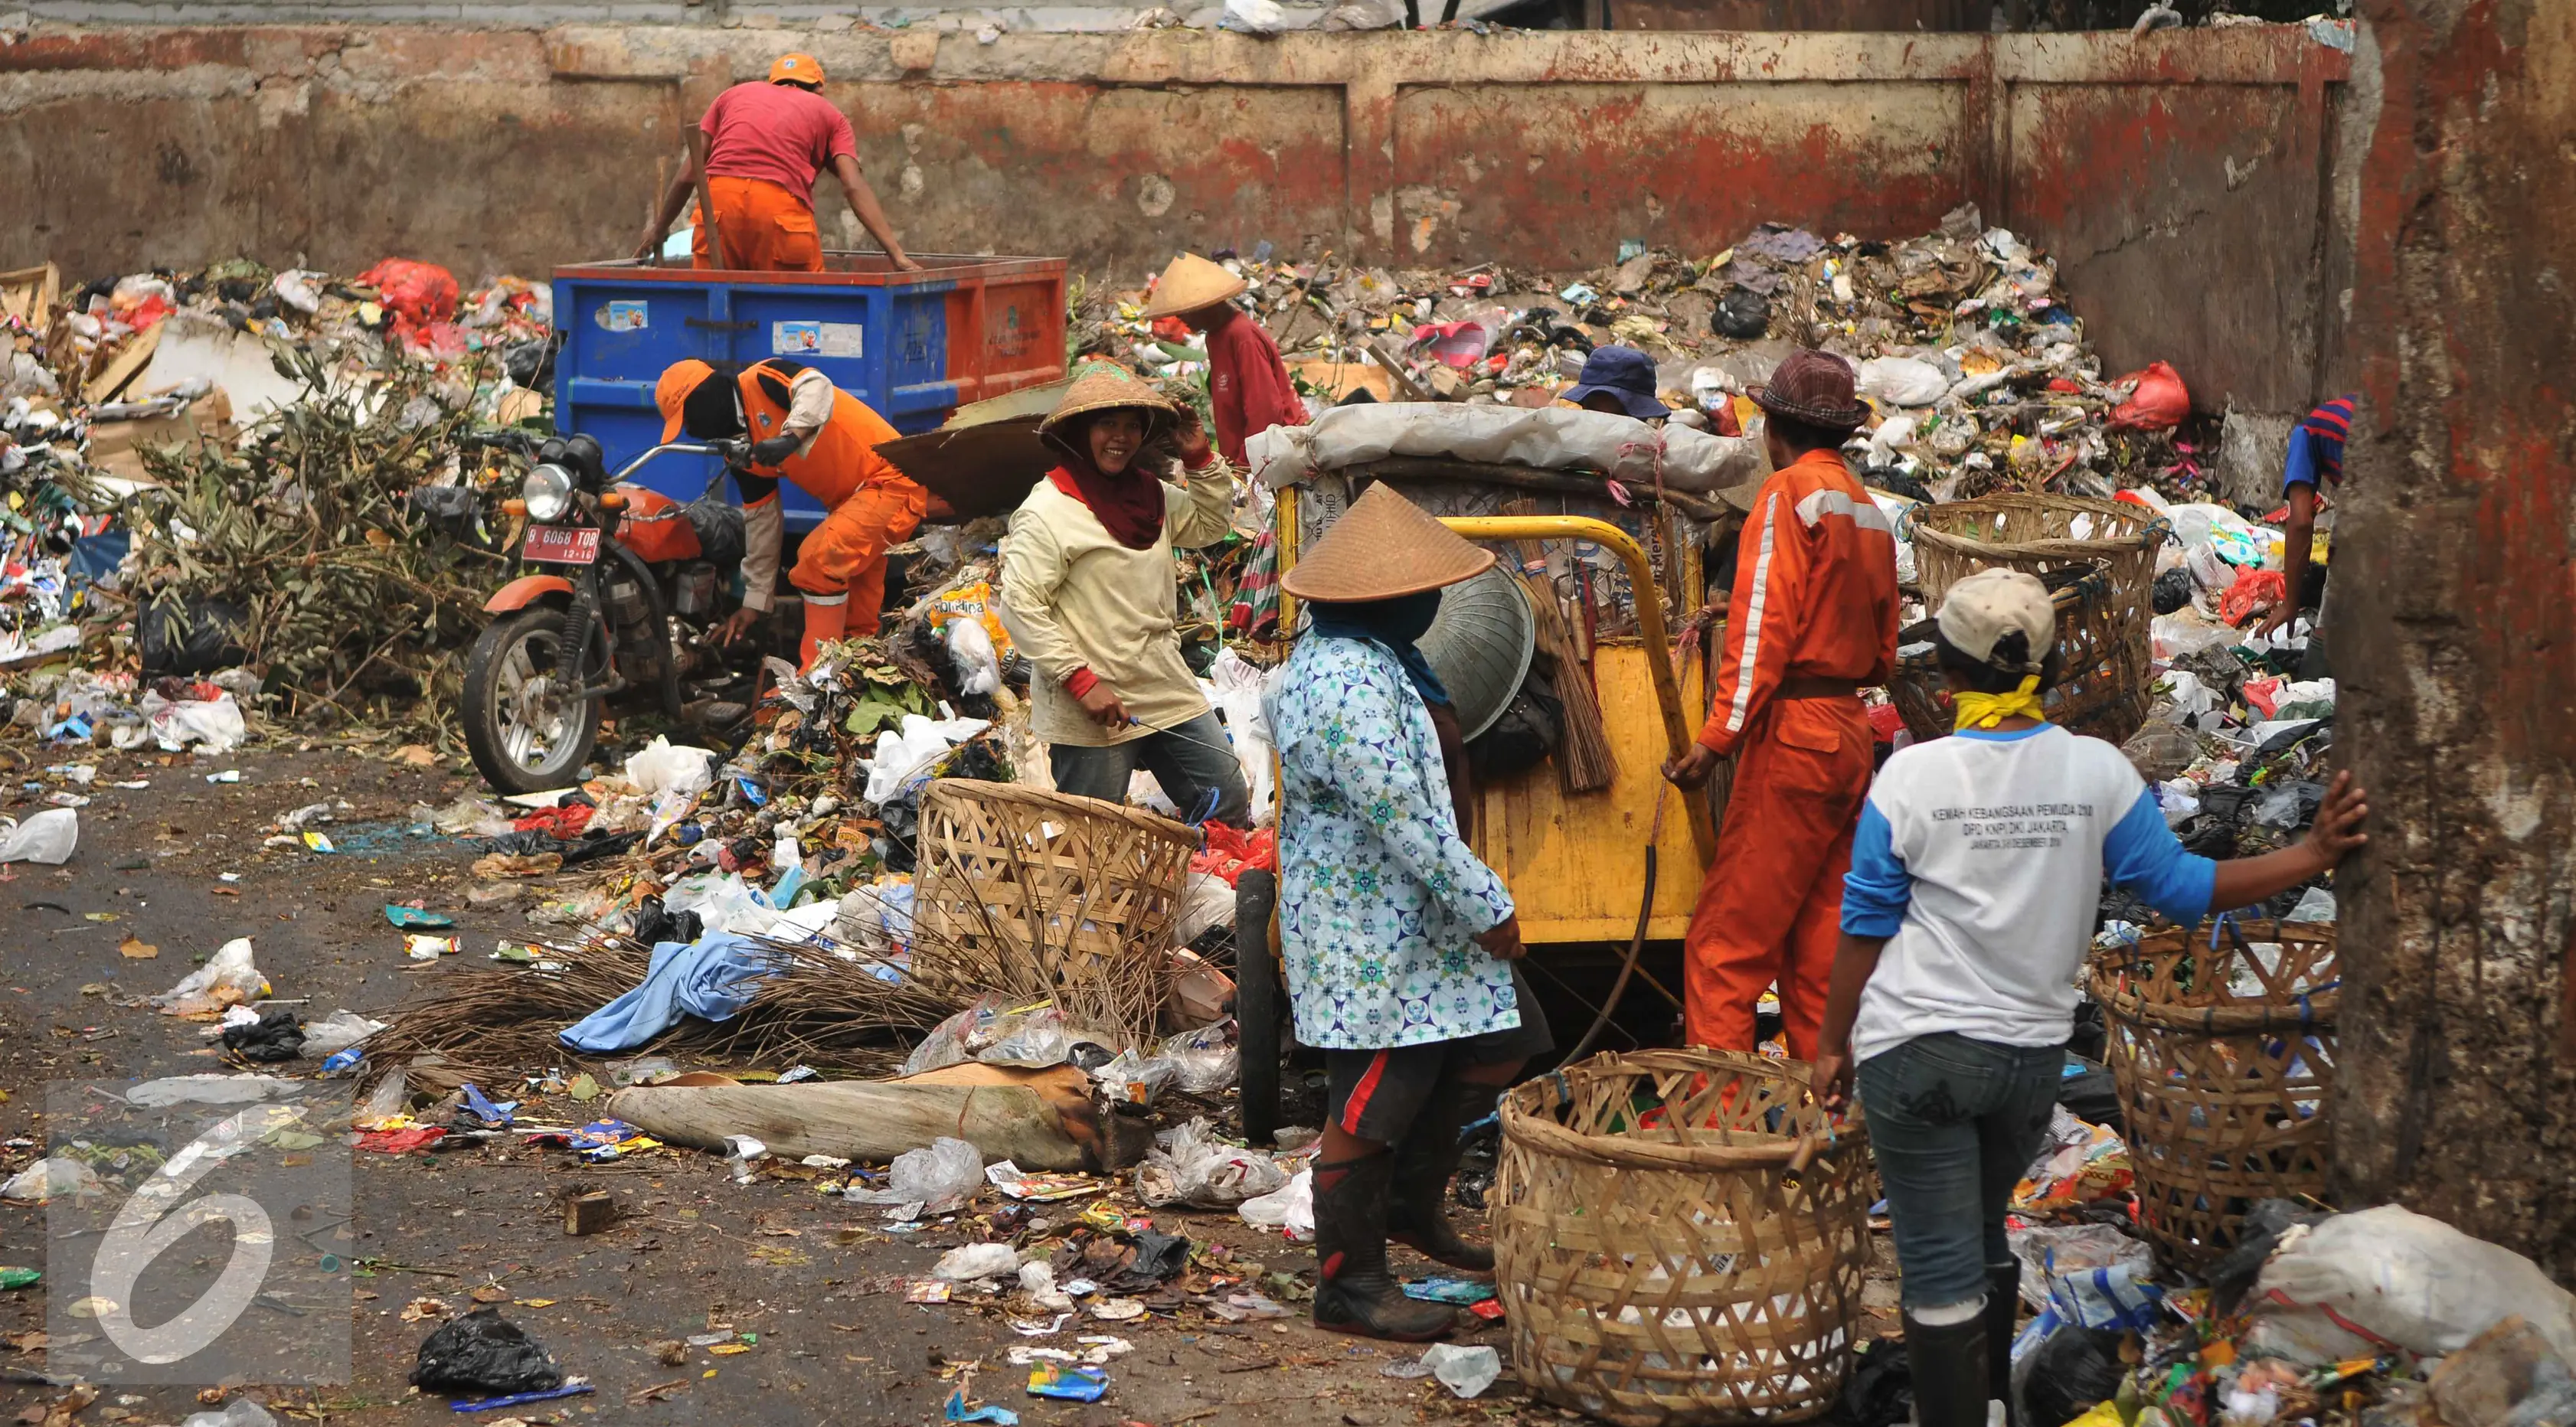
[1421,1344,1502,1399]
[932,1242,1023,1282]
[180,1401,280,1427]
[0,807,77,864]
[1157,1020,1241,1095]
[2,1155,101,1203]
[662,870,780,937]
[301,1010,387,1059]
[140,689,247,754]
[1136,1117,1286,1208]
[1219,0,1286,32]
[1239,1167,1315,1242]
[1173,871,1238,946]
[1247,402,1763,496]
[2010,1223,2155,1311]
[624,736,717,798]
[155,937,268,1016]
[846,1135,986,1216]
[1858,356,1950,408]
[2247,1205,2576,1366]
[946,618,1002,697]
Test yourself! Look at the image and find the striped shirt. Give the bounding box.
[2283,396,2356,494]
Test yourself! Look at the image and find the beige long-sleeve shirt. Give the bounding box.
[996,454,1237,748]
[738,367,839,613]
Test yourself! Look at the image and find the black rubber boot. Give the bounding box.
[1387,1076,1494,1272]
[1902,1306,1991,1427]
[1985,1264,2022,1427]
[1312,1153,1457,1342]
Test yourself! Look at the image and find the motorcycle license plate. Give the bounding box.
[523,526,600,565]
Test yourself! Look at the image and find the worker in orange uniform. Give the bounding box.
[1662,348,1900,1060]
[636,53,921,274]
[653,357,928,668]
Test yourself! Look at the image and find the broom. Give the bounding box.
[1503,500,1617,794]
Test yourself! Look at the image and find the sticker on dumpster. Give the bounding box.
[774,321,862,358]
[599,301,648,333]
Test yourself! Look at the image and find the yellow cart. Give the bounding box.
[1235,465,1722,1141]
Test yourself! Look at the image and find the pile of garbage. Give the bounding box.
[1090,204,2213,505]
[2,256,552,734]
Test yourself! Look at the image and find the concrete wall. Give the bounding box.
[0,23,2359,413]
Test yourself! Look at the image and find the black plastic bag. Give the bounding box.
[1828,1337,1912,1427]
[221,1006,305,1063]
[2152,567,2196,616]
[1715,285,1772,340]
[1105,1231,1192,1293]
[2015,1324,2127,1427]
[139,596,252,677]
[2056,1055,2122,1135]
[630,896,703,949]
[410,1308,564,1396]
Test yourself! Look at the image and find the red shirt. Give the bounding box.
[1203,309,1307,468]
[699,82,858,208]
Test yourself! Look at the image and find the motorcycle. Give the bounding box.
[459,429,767,795]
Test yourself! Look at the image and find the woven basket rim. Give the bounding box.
[2087,919,2340,1031]
[1910,493,2162,560]
[1498,1048,1863,1172]
[921,777,1199,840]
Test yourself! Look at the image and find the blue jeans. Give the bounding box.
[1858,1032,2064,1310]
[1048,711,1251,826]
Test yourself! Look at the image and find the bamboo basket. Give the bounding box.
[2088,919,2339,1271]
[1888,563,2120,743]
[1909,495,2164,745]
[910,779,1198,1048]
[1493,1050,1872,1427]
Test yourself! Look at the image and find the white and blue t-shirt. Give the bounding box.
[1841,723,2215,1063]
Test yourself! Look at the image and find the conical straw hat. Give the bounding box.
[1038,362,1178,437]
[1140,253,1250,320]
[1282,483,1496,602]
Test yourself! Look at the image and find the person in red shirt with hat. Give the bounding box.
[1662,348,1900,1060]
[1141,253,1307,469]
[653,357,927,668]
[636,53,921,274]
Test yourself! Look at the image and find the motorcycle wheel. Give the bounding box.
[463,606,603,795]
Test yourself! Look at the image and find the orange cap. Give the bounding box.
[767,52,825,85]
[655,359,718,443]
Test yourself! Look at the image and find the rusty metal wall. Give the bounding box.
[1610,0,1991,30]
[0,24,2353,412]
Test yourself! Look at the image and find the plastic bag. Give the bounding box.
[946,618,1001,697]
[2107,361,2189,431]
[409,1308,564,1396]
[302,1010,387,1060]
[221,1006,305,1063]
[1173,870,1238,945]
[356,258,461,331]
[903,996,1109,1075]
[931,1242,1023,1282]
[1857,356,1950,408]
[2219,567,2288,626]
[156,937,268,1016]
[1219,0,1286,32]
[846,1135,986,1215]
[1420,1344,1502,1399]
[1136,1117,1286,1208]
[2011,1223,2154,1309]
[1239,1167,1315,1242]
[2246,1205,2576,1367]
[624,736,716,798]
[1,1155,103,1203]
[180,1402,280,1427]
[1245,401,1762,497]
[2014,1324,2127,1427]
[139,688,247,754]
[926,580,1015,659]
[0,807,77,864]
[1090,1047,1180,1108]
[1157,1020,1241,1094]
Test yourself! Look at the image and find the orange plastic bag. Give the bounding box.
[2107,361,2190,431]
[2220,566,2286,625]
[355,258,460,332]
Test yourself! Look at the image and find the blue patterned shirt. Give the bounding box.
[1265,635,1520,1050]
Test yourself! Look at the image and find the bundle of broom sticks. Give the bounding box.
[1502,500,1617,794]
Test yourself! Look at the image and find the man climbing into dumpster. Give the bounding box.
[635,52,923,274]
[1142,253,1307,469]
[652,356,927,668]
[1661,348,1899,1060]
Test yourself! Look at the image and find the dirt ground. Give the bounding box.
[0,740,1898,1426]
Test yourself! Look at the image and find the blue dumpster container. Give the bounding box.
[551,253,1067,526]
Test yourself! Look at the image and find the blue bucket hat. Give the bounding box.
[1563,345,1669,420]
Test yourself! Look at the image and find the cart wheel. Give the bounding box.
[1234,868,1282,1148]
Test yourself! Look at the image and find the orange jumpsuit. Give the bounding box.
[691,178,825,273]
[1682,447,1900,1059]
[730,360,927,652]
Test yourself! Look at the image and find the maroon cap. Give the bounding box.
[1752,348,1868,431]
